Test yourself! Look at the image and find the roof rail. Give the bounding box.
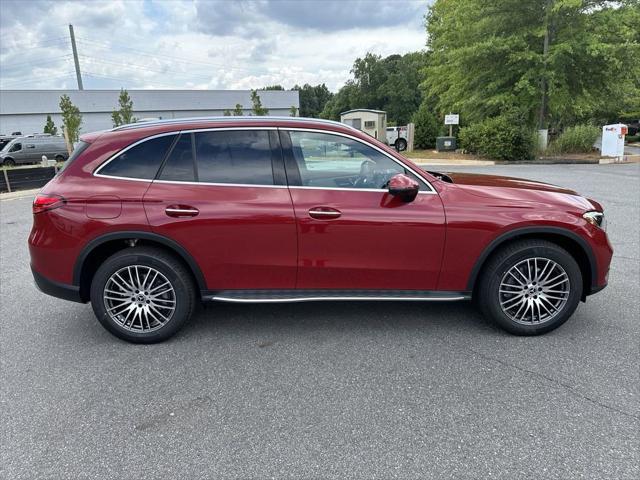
[111,116,358,132]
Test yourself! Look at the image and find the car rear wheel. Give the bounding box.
[90,247,196,343]
[477,240,583,335]
[396,138,407,151]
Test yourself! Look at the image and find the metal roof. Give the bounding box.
[340,109,387,115]
[0,89,299,115]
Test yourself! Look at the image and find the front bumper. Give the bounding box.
[32,266,84,303]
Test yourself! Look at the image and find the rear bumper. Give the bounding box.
[31,266,84,303]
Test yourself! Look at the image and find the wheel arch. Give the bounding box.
[467,227,597,299]
[74,231,207,302]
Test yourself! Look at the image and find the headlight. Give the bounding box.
[583,211,606,231]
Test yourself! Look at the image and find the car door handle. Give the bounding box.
[308,207,341,220]
[165,205,199,218]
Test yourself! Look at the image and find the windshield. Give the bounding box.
[1,139,16,153]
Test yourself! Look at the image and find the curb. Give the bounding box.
[410,159,495,166]
[0,188,40,201]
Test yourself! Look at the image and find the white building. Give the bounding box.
[0,89,299,136]
[340,109,387,143]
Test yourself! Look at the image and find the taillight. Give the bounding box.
[33,194,66,214]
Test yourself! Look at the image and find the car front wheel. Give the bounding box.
[477,240,583,335]
[90,247,196,343]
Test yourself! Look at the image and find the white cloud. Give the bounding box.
[0,0,430,91]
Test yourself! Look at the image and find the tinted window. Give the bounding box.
[288,131,425,190]
[159,134,195,182]
[9,142,21,152]
[99,134,176,179]
[195,130,274,185]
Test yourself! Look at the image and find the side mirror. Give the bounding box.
[387,173,419,202]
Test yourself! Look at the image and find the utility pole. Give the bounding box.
[538,0,552,130]
[537,0,552,151]
[68,24,83,90]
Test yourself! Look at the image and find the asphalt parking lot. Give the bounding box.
[1,163,639,479]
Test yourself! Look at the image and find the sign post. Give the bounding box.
[444,113,459,137]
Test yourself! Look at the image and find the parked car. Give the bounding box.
[1,134,68,166]
[386,126,408,151]
[29,117,612,343]
[0,135,17,151]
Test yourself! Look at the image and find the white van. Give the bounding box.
[0,134,68,166]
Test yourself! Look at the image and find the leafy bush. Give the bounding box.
[626,134,640,143]
[459,115,535,161]
[548,124,599,154]
[412,103,439,149]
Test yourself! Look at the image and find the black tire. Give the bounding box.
[3,158,15,167]
[90,247,196,343]
[396,138,407,151]
[476,239,583,335]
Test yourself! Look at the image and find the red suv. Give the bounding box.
[29,117,612,343]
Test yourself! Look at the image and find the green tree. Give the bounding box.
[422,0,640,130]
[412,103,439,149]
[111,89,136,127]
[233,104,244,116]
[59,94,82,144]
[223,109,232,116]
[289,105,298,116]
[43,115,57,136]
[260,85,285,90]
[320,51,428,124]
[250,90,269,115]
[293,83,333,118]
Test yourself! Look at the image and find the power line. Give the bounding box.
[78,55,216,81]
[0,37,70,51]
[81,70,178,89]
[0,72,78,88]
[75,36,279,76]
[1,55,72,70]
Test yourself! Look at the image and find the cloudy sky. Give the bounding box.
[0,0,430,92]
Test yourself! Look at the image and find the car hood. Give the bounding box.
[429,171,598,211]
[436,171,578,195]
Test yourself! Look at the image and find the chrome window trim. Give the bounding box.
[280,127,437,194]
[93,131,179,180]
[93,126,438,196]
[153,179,289,189]
[93,127,277,181]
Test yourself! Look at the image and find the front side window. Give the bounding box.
[194,130,274,185]
[98,134,176,179]
[288,131,425,190]
[9,142,22,153]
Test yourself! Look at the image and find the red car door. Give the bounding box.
[143,129,297,291]
[280,129,446,290]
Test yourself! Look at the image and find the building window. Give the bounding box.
[364,121,376,128]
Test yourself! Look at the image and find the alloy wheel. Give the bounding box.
[103,265,176,332]
[498,257,570,325]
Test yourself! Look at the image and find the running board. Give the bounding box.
[201,290,470,303]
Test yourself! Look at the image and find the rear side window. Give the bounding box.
[194,130,274,185]
[98,134,176,179]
